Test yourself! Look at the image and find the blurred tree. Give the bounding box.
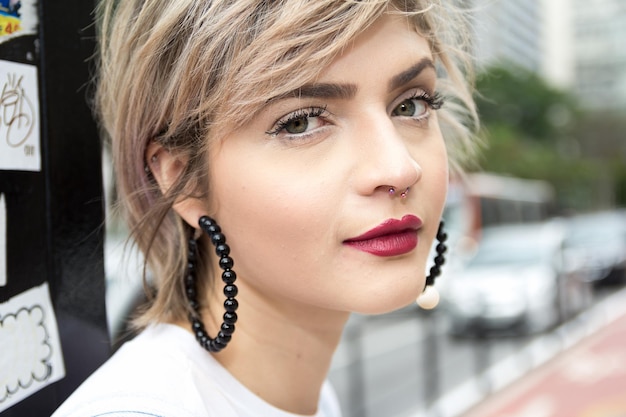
[475,65,578,143]
[473,63,624,211]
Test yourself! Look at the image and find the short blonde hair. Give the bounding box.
[95,0,479,327]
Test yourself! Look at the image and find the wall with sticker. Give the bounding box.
[0,1,110,415]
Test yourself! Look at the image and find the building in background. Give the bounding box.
[468,0,626,110]
[469,0,544,74]
[540,0,574,89]
[571,0,626,110]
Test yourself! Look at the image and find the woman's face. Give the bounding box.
[208,13,448,315]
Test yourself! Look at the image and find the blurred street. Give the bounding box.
[328,283,626,417]
[460,290,626,417]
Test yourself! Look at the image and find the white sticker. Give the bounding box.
[0,0,39,43]
[0,59,41,172]
[0,282,66,412]
[0,193,5,286]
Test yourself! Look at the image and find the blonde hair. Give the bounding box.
[95,0,479,327]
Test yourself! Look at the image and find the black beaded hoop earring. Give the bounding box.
[185,216,238,353]
[417,220,448,309]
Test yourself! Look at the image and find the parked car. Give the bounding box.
[563,210,626,286]
[439,220,592,337]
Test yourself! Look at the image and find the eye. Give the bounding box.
[284,117,309,134]
[393,99,427,117]
[266,106,329,138]
[391,91,444,119]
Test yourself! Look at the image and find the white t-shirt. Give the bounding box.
[52,323,342,417]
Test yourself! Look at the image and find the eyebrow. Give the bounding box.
[268,57,436,102]
[388,58,436,91]
[269,83,357,102]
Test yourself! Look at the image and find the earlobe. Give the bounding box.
[145,141,208,229]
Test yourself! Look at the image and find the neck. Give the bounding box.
[190,280,349,415]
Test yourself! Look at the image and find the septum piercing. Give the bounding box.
[388,187,410,198]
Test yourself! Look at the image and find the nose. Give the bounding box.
[352,114,422,197]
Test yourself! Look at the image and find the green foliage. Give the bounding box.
[475,65,578,142]
[473,63,624,210]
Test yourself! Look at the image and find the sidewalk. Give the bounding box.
[459,288,626,417]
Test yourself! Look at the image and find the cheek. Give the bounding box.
[414,128,449,213]
[209,154,340,297]
[431,148,449,212]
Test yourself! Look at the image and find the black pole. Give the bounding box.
[0,1,110,415]
[474,327,491,394]
[422,311,440,414]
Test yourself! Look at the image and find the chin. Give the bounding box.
[351,277,424,315]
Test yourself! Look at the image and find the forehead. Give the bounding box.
[214,10,435,135]
[319,13,433,84]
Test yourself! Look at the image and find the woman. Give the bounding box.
[54,1,477,416]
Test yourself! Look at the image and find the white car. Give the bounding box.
[563,210,626,286]
[440,220,592,336]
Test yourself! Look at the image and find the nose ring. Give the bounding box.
[388,187,409,198]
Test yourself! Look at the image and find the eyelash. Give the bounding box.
[410,91,444,111]
[265,90,444,138]
[265,106,328,137]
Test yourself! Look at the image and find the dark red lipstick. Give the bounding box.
[344,214,422,256]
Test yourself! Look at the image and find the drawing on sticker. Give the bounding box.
[0,283,65,412]
[1,72,35,148]
[0,305,53,403]
[0,1,22,36]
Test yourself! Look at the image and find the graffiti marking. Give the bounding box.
[0,72,35,148]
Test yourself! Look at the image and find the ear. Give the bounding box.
[146,141,206,230]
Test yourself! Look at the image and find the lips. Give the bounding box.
[343,214,422,256]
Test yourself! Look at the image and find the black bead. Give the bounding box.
[203,339,213,351]
[213,339,227,349]
[215,243,230,257]
[185,274,195,286]
[207,340,219,352]
[207,224,221,234]
[186,286,197,300]
[224,298,239,312]
[429,265,440,277]
[211,232,226,245]
[209,341,223,352]
[434,255,445,266]
[216,333,232,344]
[220,322,235,335]
[222,270,237,284]
[199,216,214,229]
[219,256,234,270]
[436,242,447,254]
[224,284,238,298]
[195,329,205,341]
[223,312,238,324]
[425,276,434,286]
[437,231,448,242]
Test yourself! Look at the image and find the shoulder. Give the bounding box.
[52,324,237,417]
